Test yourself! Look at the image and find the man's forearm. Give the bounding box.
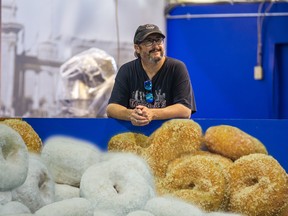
[106,103,133,121]
[150,104,191,120]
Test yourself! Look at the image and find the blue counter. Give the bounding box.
[24,118,288,172]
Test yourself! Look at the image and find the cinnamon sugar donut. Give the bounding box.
[228,153,288,216]
[145,119,203,178]
[158,154,227,212]
[1,119,42,153]
[204,125,267,161]
[108,132,149,155]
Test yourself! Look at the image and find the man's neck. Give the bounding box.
[142,56,166,80]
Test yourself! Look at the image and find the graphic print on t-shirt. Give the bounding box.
[129,89,166,108]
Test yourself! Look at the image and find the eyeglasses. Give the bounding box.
[144,80,154,103]
[141,38,164,47]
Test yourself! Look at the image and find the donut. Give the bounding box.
[93,209,118,216]
[35,197,94,216]
[204,125,268,161]
[0,201,31,215]
[205,212,244,216]
[0,124,29,191]
[0,191,12,205]
[12,154,55,213]
[227,153,288,216]
[1,119,42,153]
[158,154,227,212]
[144,196,205,216]
[108,132,149,155]
[55,183,80,201]
[80,153,155,215]
[99,152,156,189]
[41,135,102,186]
[145,119,203,178]
[127,210,155,216]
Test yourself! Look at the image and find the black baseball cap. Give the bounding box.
[134,24,165,44]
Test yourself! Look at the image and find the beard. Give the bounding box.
[148,48,164,63]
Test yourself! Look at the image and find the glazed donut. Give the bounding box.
[158,154,227,212]
[35,197,94,216]
[0,201,31,215]
[0,124,29,191]
[41,135,102,186]
[108,132,149,155]
[228,153,288,216]
[204,125,268,161]
[1,119,42,153]
[80,154,155,215]
[145,119,203,178]
[144,196,205,216]
[0,191,12,205]
[12,154,55,213]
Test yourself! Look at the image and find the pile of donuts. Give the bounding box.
[108,119,288,216]
[1,118,249,216]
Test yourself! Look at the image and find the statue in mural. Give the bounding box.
[56,48,117,117]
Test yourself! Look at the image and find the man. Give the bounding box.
[106,24,196,126]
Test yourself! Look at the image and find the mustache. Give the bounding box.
[149,48,162,53]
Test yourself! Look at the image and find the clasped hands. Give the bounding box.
[130,105,153,126]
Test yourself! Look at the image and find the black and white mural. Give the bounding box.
[1,0,165,117]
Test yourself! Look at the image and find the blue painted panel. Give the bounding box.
[24,118,288,172]
[166,2,288,118]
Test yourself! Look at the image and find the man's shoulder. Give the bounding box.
[166,56,185,66]
[120,58,139,68]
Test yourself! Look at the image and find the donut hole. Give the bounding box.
[244,177,259,187]
[2,144,19,160]
[38,172,48,190]
[113,184,121,194]
[179,182,196,190]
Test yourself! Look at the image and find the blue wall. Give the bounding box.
[166,2,288,119]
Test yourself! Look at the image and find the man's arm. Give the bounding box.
[138,103,191,121]
[106,103,133,121]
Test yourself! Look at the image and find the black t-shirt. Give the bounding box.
[108,57,196,113]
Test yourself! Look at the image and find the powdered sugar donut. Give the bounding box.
[2,119,42,153]
[0,124,29,191]
[144,196,205,216]
[12,154,55,213]
[41,135,102,186]
[55,183,80,201]
[80,154,155,215]
[35,197,94,216]
[93,209,117,216]
[0,191,12,205]
[127,210,155,216]
[0,201,31,215]
[100,152,155,190]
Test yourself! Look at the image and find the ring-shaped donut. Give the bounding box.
[2,119,42,153]
[157,154,227,212]
[0,124,29,191]
[228,153,288,216]
[12,154,55,213]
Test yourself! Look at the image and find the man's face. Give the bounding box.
[138,34,165,63]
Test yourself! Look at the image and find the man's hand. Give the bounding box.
[130,105,151,126]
